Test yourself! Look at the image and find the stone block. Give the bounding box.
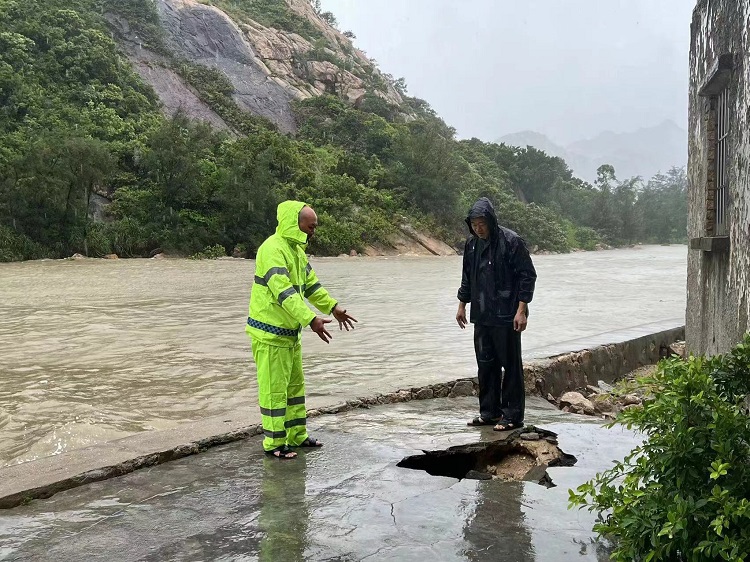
[433,385,450,398]
[559,392,595,415]
[449,380,475,397]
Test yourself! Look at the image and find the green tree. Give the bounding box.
[3,133,112,255]
[388,119,463,221]
[637,167,688,243]
[613,176,641,245]
[506,146,575,205]
[588,165,620,243]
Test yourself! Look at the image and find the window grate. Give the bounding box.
[715,88,729,235]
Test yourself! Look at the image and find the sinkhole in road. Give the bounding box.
[396,427,577,488]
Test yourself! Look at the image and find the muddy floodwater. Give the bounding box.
[0,245,686,466]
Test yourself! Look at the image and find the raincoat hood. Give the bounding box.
[465,197,499,237]
[275,200,309,246]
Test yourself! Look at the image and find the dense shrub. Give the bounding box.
[570,335,750,562]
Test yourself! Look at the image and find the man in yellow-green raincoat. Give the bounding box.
[247,200,357,459]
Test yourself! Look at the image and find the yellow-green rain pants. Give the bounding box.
[252,340,308,450]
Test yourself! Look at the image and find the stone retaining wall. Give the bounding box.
[525,325,685,399]
[309,324,685,419]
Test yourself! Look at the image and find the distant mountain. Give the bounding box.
[497,120,687,183]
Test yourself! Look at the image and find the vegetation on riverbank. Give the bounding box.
[0,0,687,262]
[570,335,750,562]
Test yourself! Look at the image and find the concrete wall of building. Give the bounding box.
[687,0,750,355]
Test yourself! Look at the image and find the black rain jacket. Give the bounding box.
[457,198,537,326]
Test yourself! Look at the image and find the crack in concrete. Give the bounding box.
[380,479,465,530]
[359,545,396,561]
[386,479,463,521]
[67,509,128,538]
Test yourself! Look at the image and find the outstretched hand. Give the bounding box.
[310,317,333,343]
[332,305,357,331]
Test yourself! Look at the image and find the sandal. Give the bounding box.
[467,417,496,427]
[297,437,323,448]
[493,421,524,432]
[265,445,297,459]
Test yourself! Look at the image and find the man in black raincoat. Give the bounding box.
[457,197,537,431]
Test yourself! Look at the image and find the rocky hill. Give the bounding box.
[108,0,404,134]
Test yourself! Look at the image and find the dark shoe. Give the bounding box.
[467,417,496,427]
[265,445,297,459]
[296,437,323,448]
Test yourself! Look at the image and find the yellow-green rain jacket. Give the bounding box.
[246,201,337,347]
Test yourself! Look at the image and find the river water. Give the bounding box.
[0,245,686,467]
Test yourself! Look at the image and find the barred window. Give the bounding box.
[715,87,729,235]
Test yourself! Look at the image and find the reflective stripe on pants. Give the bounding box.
[251,339,308,451]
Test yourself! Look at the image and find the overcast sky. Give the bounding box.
[320,0,694,145]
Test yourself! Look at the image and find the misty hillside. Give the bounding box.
[0,0,688,263]
[498,120,687,183]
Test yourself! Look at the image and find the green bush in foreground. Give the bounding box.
[570,335,750,562]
